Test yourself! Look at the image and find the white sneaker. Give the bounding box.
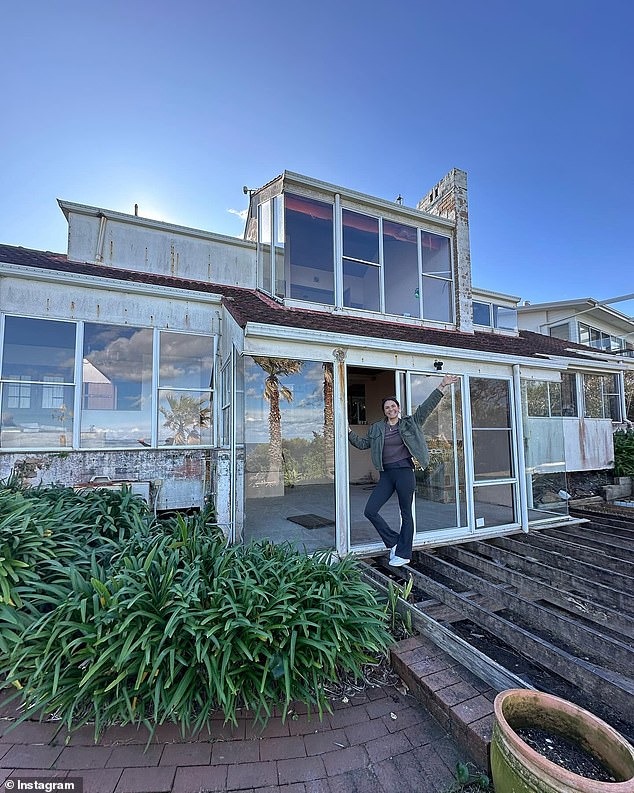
[389,555,410,567]
[389,545,397,559]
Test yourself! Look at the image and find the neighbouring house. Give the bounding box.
[0,168,629,556]
[517,296,634,426]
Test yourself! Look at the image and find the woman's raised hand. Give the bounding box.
[440,374,459,389]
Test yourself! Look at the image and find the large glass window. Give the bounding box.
[157,332,214,446]
[342,210,380,311]
[521,378,568,522]
[421,232,452,322]
[0,316,215,450]
[285,194,334,305]
[1,317,76,448]
[243,357,335,553]
[383,221,420,317]
[583,373,621,420]
[561,373,578,416]
[526,380,562,417]
[81,324,153,448]
[470,377,516,528]
[473,301,492,326]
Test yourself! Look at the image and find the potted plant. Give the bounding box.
[491,689,634,792]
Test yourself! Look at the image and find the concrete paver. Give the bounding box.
[0,676,477,792]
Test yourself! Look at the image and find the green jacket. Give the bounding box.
[348,388,444,472]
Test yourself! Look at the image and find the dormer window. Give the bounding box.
[256,189,454,322]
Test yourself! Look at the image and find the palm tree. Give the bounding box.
[253,357,303,475]
[160,394,210,445]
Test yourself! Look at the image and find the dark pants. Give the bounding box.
[364,466,416,558]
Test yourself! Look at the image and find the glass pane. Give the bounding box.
[342,209,379,264]
[493,305,518,330]
[521,377,568,522]
[383,221,420,317]
[421,232,451,277]
[285,193,334,305]
[2,316,75,382]
[472,429,513,480]
[343,259,380,311]
[561,373,578,416]
[244,358,335,553]
[81,324,153,448]
[578,323,591,345]
[470,377,511,428]
[274,195,285,296]
[474,483,515,527]
[583,374,603,418]
[473,301,492,326]
[549,382,562,417]
[410,374,466,532]
[549,324,569,340]
[258,200,272,293]
[526,381,549,417]
[422,276,452,322]
[158,390,212,446]
[159,332,213,389]
[1,383,74,448]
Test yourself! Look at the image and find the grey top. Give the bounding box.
[348,388,444,472]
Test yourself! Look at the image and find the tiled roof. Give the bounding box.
[0,243,609,364]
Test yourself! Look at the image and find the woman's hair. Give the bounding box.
[381,396,400,411]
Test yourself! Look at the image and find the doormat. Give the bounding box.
[287,514,335,529]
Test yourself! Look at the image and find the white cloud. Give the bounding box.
[227,208,248,221]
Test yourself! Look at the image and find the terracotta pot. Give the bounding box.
[491,689,634,792]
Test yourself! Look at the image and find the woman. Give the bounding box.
[348,374,459,566]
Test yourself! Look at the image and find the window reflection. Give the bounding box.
[285,194,334,304]
[244,357,335,552]
[383,221,420,317]
[0,317,76,448]
[158,331,213,447]
[81,324,153,448]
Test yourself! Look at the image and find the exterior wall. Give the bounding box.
[417,169,474,334]
[0,272,221,335]
[563,418,614,470]
[0,448,211,511]
[0,271,223,511]
[64,205,257,288]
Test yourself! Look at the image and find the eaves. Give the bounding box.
[0,263,225,305]
[243,321,567,370]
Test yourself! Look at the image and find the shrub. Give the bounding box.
[613,429,634,476]
[0,484,391,739]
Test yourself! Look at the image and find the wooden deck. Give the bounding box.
[362,502,634,743]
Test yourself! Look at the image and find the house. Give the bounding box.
[517,297,634,425]
[0,168,629,557]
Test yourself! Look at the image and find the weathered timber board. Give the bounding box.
[467,538,634,615]
[440,544,634,643]
[415,551,634,672]
[400,564,634,722]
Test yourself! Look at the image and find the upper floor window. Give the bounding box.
[473,301,517,331]
[549,324,570,340]
[578,322,626,353]
[258,193,453,322]
[285,194,334,305]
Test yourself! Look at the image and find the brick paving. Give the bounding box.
[0,676,475,793]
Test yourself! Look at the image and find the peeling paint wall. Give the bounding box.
[564,418,614,470]
[417,169,473,334]
[66,208,256,288]
[0,448,219,511]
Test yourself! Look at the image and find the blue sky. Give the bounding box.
[1,0,632,314]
